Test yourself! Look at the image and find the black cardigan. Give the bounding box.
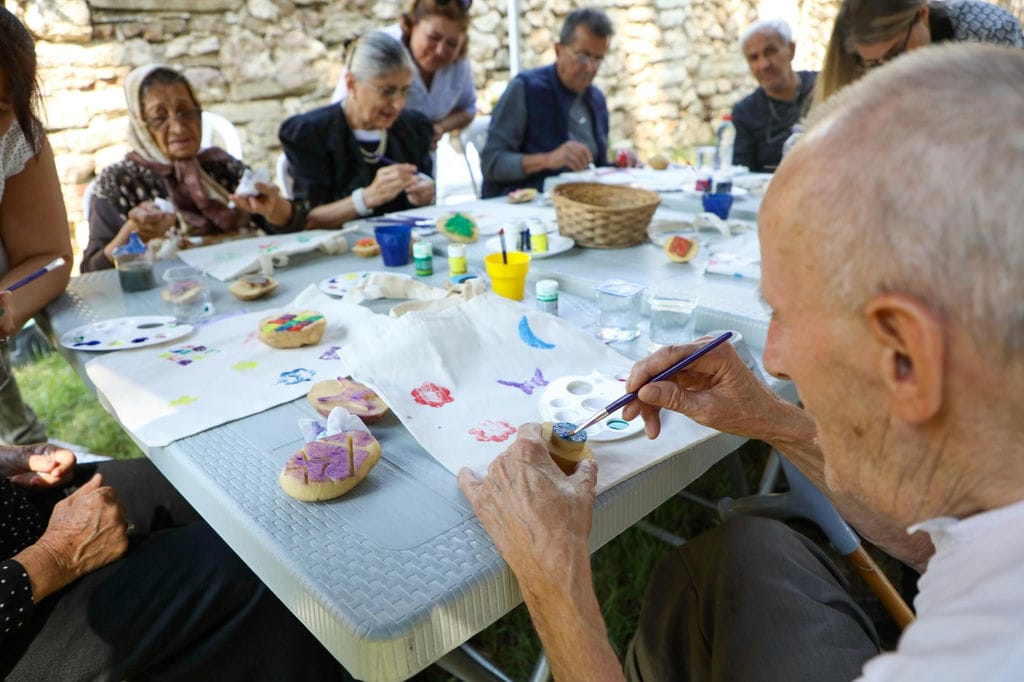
[279,104,433,219]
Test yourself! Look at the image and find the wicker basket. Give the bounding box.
[551,182,661,248]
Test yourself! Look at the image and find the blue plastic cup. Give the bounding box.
[373,224,412,267]
[701,193,734,220]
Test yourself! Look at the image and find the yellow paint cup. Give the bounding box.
[484,251,531,301]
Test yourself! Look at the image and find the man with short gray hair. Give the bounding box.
[732,18,816,172]
[481,8,613,198]
[460,43,1024,680]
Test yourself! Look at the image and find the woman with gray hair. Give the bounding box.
[280,30,435,229]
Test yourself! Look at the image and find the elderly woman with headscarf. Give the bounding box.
[81,64,300,273]
[280,30,435,230]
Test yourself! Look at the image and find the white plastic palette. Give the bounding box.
[60,316,193,351]
[539,371,645,442]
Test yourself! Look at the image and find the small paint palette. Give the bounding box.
[317,271,411,298]
[539,371,644,442]
[60,316,193,351]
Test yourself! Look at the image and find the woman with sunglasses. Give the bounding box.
[280,30,434,229]
[815,0,1023,106]
[331,0,476,146]
[82,64,301,272]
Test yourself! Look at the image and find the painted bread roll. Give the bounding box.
[306,377,389,422]
[258,310,326,348]
[541,421,594,475]
[228,273,279,300]
[352,237,380,257]
[438,212,478,243]
[279,430,381,501]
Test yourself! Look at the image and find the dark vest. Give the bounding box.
[482,64,609,198]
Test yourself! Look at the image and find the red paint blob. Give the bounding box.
[469,419,516,443]
[411,382,454,408]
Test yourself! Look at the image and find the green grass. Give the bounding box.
[13,352,142,459]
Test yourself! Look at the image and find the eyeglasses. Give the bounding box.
[365,82,412,101]
[858,14,919,69]
[144,108,202,131]
[562,45,605,68]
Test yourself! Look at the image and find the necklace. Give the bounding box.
[357,130,388,163]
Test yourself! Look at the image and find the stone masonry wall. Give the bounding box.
[9,0,1024,256]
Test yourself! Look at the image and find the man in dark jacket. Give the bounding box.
[481,8,612,198]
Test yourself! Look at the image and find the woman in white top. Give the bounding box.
[332,0,477,145]
[0,9,73,444]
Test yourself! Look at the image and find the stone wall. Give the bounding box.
[8,0,1024,256]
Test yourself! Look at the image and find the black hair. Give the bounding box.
[0,7,41,151]
[560,8,614,45]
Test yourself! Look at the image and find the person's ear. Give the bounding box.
[788,41,797,61]
[864,293,945,423]
[344,71,358,97]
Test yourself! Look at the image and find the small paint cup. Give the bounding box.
[484,251,531,301]
[701,192,734,220]
[163,266,213,323]
[374,224,412,267]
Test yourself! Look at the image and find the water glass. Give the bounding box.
[595,279,644,342]
[163,266,214,323]
[648,289,697,352]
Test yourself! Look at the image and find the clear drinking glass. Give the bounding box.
[595,279,644,342]
[648,288,697,352]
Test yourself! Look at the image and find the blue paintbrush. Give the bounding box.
[5,257,66,293]
[566,331,733,437]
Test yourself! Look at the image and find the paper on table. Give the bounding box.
[176,230,352,281]
[85,286,394,448]
[705,232,762,281]
[341,293,718,492]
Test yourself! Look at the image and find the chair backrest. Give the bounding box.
[459,115,490,199]
[201,111,244,160]
[276,152,294,200]
[82,177,96,223]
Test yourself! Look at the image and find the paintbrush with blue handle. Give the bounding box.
[566,331,733,437]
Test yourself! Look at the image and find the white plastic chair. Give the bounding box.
[82,177,96,223]
[200,111,244,160]
[457,115,490,198]
[276,152,294,200]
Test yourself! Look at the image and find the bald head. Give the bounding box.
[771,44,1024,359]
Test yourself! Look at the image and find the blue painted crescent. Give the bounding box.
[518,315,556,349]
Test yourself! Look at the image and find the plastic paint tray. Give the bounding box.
[538,371,645,441]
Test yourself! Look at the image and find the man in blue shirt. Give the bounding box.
[732,19,816,173]
[481,8,612,198]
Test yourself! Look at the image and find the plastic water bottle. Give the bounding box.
[715,115,735,171]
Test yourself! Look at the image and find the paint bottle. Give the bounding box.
[413,241,433,276]
[536,279,559,316]
[530,220,549,253]
[448,243,467,276]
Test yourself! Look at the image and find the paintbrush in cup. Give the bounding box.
[498,228,508,264]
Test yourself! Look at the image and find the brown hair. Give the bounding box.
[399,0,471,60]
[814,0,926,107]
[0,7,41,151]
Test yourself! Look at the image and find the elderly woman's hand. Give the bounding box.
[4,443,76,489]
[231,182,293,227]
[407,176,435,207]
[15,473,129,602]
[127,201,176,242]
[364,164,421,209]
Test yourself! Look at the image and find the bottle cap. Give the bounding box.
[413,241,432,258]
[536,279,559,298]
[448,243,466,257]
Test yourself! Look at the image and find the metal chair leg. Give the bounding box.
[527,652,551,682]
[435,643,514,682]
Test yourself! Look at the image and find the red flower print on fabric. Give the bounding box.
[411,382,454,408]
[468,420,516,443]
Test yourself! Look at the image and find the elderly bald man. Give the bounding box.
[458,43,1024,682]
[732,19,816,172]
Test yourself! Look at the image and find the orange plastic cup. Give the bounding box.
[484,251,531,300]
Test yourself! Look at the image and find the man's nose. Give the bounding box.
[763,318,791,381]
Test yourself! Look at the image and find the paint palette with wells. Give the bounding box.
[539,371,645,442]
[59,316,193,351]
